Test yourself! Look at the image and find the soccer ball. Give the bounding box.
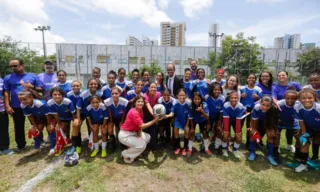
[64,152,79,166]
[153,104,166,117]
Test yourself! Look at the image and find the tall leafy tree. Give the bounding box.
[296,48,320,77]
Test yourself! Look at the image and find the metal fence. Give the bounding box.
[2,42,318,85]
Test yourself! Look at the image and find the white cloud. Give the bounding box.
[158,0,169,10]
[48,0,82,16]
[186,32,208,46]
[66,0,173,28]
[0,0,49,22]
[101,22,125,31]
[246,0,287,3]
[179,0,214,18]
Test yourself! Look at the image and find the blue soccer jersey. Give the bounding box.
[240,85,262,108]
[184,81,194,98]
[126,90,143,101]
[277,100,299,129]
[158,96,176,115]
[211,78,226,86]
[205,95,225,121]
[223,102,246,122]
[3,73,44,108]
[192,102,209,124]
[142,81,149,94]
[171,99,192,130]
[101,85,123,100]
[272,82,302,100]
[86,103,108,124]
[53,81,72,96]
[76,90,102,114]
[251,103,266,121]
[294,102,320,131]
[115,80,127,89]
[104,97,128,120]
[193,79,208,99]
[67,90,82,110]
[48,98,75,121]
[21,99,49,117]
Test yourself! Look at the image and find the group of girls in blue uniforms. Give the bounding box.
[17,66,320,172]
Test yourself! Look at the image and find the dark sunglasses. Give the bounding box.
[10,65,19,68]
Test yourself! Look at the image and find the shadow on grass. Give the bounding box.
[15,146,54,166]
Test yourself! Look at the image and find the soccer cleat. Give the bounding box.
[182,148,187,156]
[248,152,256,161]
[76,147,82,154]
[267,156,278,166]
[101,149,107,158]
[295,164,308,172]
[174,148,181,155]
[55,149,64,157]
[90,149,99,158]
[222,149,229,157]
[233,150,240,159]
[48,149,55,156]
[187,149,192,157]
[287,145,295,153]
[66,146,76,156]
[205,150,214,157]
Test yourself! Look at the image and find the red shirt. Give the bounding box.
[121,108,144,132]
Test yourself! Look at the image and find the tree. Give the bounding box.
[208,32,265,82]
[296,48,320,77]
[0,36,47,77]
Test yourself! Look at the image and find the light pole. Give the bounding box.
[209,32,224,77]
[34,26,51,60]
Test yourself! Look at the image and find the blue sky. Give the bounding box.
[0,0,319,54]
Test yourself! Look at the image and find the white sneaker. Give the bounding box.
[295,164,308,172]
[233,150,240,159]
[222,149,229,157]
[287,145,295,153]
[48,149,55,156]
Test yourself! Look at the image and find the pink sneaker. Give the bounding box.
[182,148,187,156]
[174,148,181,155]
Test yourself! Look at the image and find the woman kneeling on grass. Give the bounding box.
[118,95,161,163]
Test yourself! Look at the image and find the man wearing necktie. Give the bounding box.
[166,63,184,98]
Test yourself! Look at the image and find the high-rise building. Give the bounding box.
[301,43,316,49]
[289,34,301,49]
[150,40,159,46]
[274,37,284,48]
[208,23,220,47]
[160,22,186,46]
[273,34,301,49]
[142,36,151,46]
[126,36,142,46]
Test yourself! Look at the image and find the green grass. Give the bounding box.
[1,117,320,192]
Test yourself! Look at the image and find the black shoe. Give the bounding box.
[15,146,27,153]
[310,155,319,161]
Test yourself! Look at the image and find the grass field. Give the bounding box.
[0,117,320,192]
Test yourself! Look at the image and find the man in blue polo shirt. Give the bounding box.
[38,60,58,100]
[4,58,44,153]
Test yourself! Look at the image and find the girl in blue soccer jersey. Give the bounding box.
[126,80,144,108]
[192,68,208,99]
[141,69,151,94]
[277,89,299,155]
[240,73,262,148]
[222,91,246,159]
[86,95,108,158]
[104,86,128,152]
[248,96,280,166]
[127,69,140,90]
[157,89,175,144]
[102,70,120,100]
[18,91,50,156]
[165,89,193,156]
[303,70,320,101]
[116,68,128,97]
[191,92,211,156]
[53,70,72,96]
[184,68,194,99]
[205,82,225,154]
[66,80,83,155]
[47,87,76,156]
[293,88,320,172]
[156,72,166,94]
